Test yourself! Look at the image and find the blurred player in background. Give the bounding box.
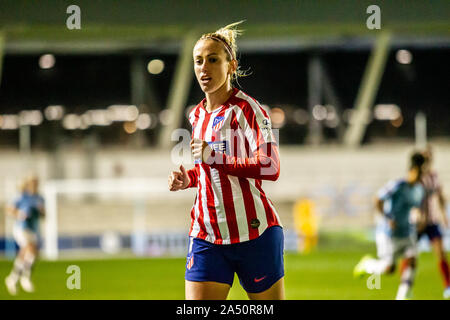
[4,175,45,295]
[168,21,284,300]
[354,152,426,300]
[417,146,450,298]
[293,198,319,253]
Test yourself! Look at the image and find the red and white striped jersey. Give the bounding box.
[185,88,282,244]
[421,171,443,224]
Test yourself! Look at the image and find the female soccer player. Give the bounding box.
[5,175,45,295]
[354,152,426,300]
[418,146,450,298]
[168,21,285,300]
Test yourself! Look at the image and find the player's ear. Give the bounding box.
[228,59,237,75]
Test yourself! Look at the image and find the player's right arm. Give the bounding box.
[374,196,396,229]
[434,177,448,228]
[168,164,196,191]
[5,204,18,218]
[376,180,400,229]
[375,197,384,214]
[5,204,28,221]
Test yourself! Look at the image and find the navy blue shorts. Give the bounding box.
[418,224,442,241]
[185,226,284,293]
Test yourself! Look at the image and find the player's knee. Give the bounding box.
[18,247,27,259]
[385,263,396,274]
[409,258,416,269]
[436,248,446,261]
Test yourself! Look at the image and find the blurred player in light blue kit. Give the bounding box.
[354,152,426,300]
[4,175,45,295]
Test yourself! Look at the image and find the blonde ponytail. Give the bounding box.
[199,20,250,85]
[212,21,244,60]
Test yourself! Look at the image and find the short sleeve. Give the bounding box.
[37,195,45,207]
[377,180,400,201]
[414,185,425,207]
[433,172,442,192]
[13,198,21,209]
[238,102,276,153]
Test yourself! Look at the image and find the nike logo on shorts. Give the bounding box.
[254,276,267,283]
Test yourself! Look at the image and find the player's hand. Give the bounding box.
[17,209,27,221]
[388,219,396,230]
[415,211,427,232]
[5,205,15,218]
[191,138,212,163]
[38,204,46,218]
[168,165,190,191]
[417,218,427,232]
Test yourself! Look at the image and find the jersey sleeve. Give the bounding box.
[414,185,426,208]
[377,180,400,201]
[208,102,280,181]
[185,167,199,188]
[13,197,21,209]
[209,143,280,181]
[433,172,443,193]
[37,195,45,213]
[238,100,277,152]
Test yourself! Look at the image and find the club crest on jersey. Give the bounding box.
[212,116,225,131]
[187,255,194,270]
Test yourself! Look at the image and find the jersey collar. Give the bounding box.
[200,87,239,114]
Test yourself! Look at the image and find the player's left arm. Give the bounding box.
[208,142,280,181]
[437,186,448,228]
[414,185,428,231]
[39,206,46,218]
[204,103,280,181]
[37,196,46,218]
[431,174,448,228]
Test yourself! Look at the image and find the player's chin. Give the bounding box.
[198,82,218,93]
[198,84,211,93]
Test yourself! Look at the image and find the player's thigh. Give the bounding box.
[235,226,285,296]
[246,277,285,300]
[399,236,418,264]
[376,233,395,268]
[185,280,231,300]
[25,242,39,257]
[13,228,36,249]
[184,237,235,300]
[376,232,393,260]
[430,237,446,260]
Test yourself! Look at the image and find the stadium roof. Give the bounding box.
[0,0,449,54]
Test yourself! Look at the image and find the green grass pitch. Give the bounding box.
[0,238,447,300]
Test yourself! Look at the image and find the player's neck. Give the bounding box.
[406,174,418,185]
[205,83,233,113]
